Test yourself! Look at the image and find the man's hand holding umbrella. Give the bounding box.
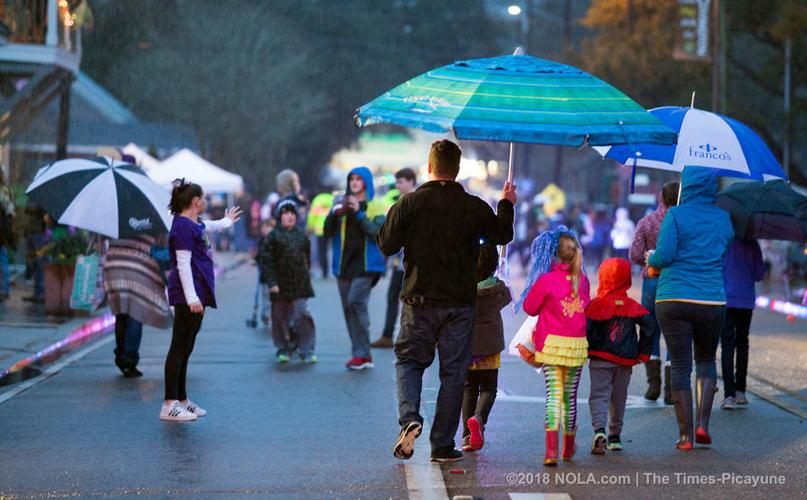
[501,181,517,206]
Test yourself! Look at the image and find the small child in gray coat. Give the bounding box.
[461,243,512,452]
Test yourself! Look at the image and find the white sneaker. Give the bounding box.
[160,401,198,422]
[183,400,207,417]
[721,396,736,410]
[735,391,749,405]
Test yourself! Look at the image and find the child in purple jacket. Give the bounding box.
[160,179,242,422]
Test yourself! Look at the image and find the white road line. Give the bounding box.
[497,392,664,409]
[509,493,572,500]
[0,335,114,405]
[403,384,450,500]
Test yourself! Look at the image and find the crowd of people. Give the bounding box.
[0,139,798,464]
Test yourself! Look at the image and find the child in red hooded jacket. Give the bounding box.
[585,258,656,455]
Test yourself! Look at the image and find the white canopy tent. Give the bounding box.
[147,149,244,194]
[121,143,162,172]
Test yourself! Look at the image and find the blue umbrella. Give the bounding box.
[593,106,788,187]
[355,50,677,180]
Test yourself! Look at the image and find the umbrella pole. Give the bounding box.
[499,142,516,291]
[507,142,515,184]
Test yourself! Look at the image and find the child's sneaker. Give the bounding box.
[721,396,736,410]
[735,391,749,405]
[346,356,374,370]
[467,416,485,450]
[591,430,607,455]
[302,354,318,364]
[607,435,623,451]
[277,353,290,363]
[183,400,207,417]
[160,401,197,422]
[461,435,473,452]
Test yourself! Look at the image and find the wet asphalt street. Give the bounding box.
[0,261,805,499]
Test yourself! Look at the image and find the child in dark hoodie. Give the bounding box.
[260,200,317,363]
[586,258,656,454]
[461,243,512,452]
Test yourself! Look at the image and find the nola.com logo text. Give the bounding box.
[689,143,732,162]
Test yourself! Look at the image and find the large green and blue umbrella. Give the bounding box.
[355,51,677,179]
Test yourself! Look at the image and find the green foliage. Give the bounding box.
[81,0,499,195]
[46,232,88,265]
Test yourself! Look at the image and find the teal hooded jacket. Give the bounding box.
[647,166,734,303]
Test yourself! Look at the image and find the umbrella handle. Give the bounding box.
[507,142,515,184]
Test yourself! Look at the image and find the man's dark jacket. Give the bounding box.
[376,180,514,307]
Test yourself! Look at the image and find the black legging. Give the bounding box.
[721,307,753,397]
[164,305,204,401]
[656,302,724,391]
[462,368,498,436]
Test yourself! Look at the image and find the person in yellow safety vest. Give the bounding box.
[371,168,417,349]
[307,193,334,279]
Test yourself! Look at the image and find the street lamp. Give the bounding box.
[506,3,529,53]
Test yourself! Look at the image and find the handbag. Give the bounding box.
[508,315,542,368]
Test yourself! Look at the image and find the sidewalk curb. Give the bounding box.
[0,254,251,392]
[745,374,807,420]
[0,312,115,389]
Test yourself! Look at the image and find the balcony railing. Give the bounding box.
[0,0,82,53]
[0,0,82,72]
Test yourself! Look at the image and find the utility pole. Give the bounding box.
[563,0,572,53]
[784,37,792,177]
[627,0,634,35]
[711,0,722,113]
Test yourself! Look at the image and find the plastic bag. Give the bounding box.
[70,254,102,310]
[508,315,542,368]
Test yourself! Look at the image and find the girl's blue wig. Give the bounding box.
[515,224,577,311]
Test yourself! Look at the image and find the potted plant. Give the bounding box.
[43,231,88,316]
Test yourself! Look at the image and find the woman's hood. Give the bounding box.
[680,166,718,206]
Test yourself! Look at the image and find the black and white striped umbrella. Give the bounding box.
[26,157,172,239]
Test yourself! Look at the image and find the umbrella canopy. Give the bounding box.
[716,181,807,241]
[355,53,677,147]
[593,106,788,181]
[26,157,172,239]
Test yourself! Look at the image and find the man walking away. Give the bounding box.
[372,167,417,348]
[377,140,516,463]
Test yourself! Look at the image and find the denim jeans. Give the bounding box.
[640,277,668,360]
[721,307,753,397]
[0,245,9,294]
[337,277,374,359]
[114,314,143,367]
[395,303,475,451]
[656,302,725,391]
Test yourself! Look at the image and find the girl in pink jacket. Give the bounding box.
[518,227,590,466]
